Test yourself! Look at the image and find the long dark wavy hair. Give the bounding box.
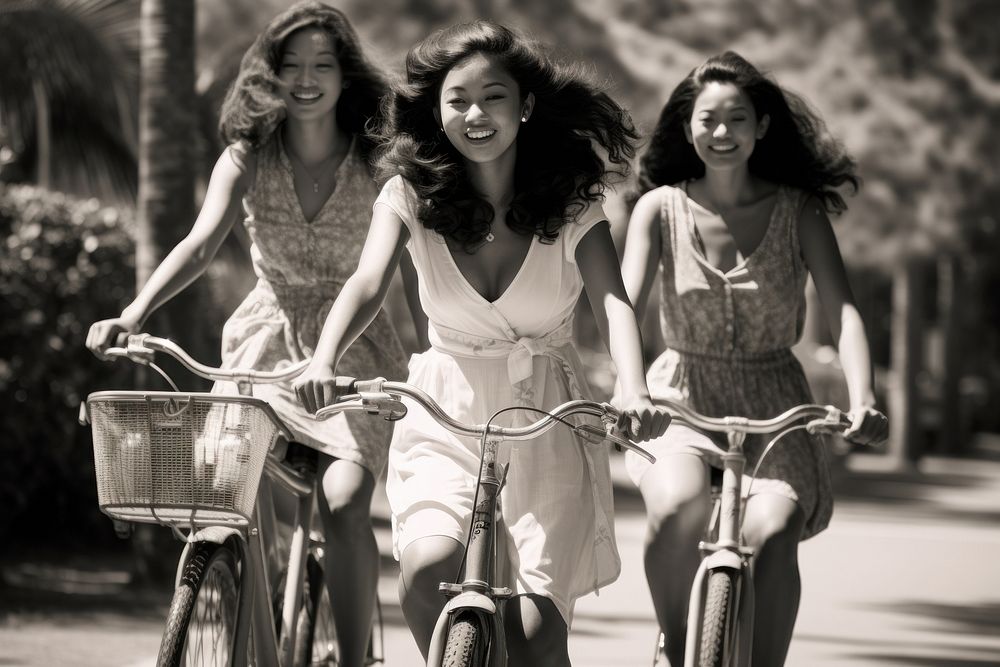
[218,1,388,161]
[636,51,859,214]
[375,21,638,252]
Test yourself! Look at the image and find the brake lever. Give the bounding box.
[574,423,656,464]
[806,406,850,435]
[314,392,408,422]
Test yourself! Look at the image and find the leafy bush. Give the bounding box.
[0,185,136,545]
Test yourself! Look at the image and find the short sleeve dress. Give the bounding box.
[624,183,833,540]
[375,175,619,625]
[212,135,408,476]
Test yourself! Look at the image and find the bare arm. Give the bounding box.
[799,197,887,444]
[620,189,663,325]
[577,222,670,442]
[86,145,251,354]
[294,204,410,413]
[399,250,429,351]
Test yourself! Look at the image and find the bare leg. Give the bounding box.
[638,450,712,667]
[504,594,571,667]
[317,457,377,667]
[398,535,465,659]
[741,494,805,667]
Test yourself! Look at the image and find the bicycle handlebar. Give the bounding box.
[651,396,851,436]
[103,333,309,385]
[313,377,657,463]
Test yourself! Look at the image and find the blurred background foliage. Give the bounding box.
[1,0,998,551]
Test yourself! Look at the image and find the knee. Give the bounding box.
[320,477,372,534]
[743,508,803,560]
[506,597,568,665]
[644,487,710,545]
[400,539,462,600]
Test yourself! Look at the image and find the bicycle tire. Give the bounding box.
[442,611,489,667]
[157,541,240,667]
[698,569,737,667]
[294,553,339,666]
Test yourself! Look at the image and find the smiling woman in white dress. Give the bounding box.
[294,20,671,667]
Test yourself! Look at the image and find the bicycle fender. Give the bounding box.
[443,591,498,616]
[703,549,744,571]
[188,525,244,545]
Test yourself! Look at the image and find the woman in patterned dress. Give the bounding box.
[85,4,414,665]
[294,21,671,666]
[620,51,888,666]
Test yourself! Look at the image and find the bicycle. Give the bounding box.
[80,333,384,667]
[644,398,854,667]
[309,375,656,667]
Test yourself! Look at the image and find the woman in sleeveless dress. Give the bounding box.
[86,4,412,665]
[294,21,670,666]
[620,52,888,666]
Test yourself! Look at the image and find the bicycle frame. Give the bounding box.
[645,400,849,667]
[682,428,755,667]
[96,334,321,667]
[315,380,655,667]
[425,428,513,667]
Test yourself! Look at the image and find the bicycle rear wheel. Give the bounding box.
[698,569,738,667]
[158,541,240,667]
[442,611,489,667]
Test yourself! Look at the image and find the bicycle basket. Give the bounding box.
[86,391,288,528]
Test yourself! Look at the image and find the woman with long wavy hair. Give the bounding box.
[86,4,415,664]
[294,20,670,665]
[621,51,888,666]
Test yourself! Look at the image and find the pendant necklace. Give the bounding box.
[287,144,338,193]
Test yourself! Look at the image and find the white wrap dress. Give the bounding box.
[376,175,620,624]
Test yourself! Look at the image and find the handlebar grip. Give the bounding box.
[331,376,385,398]
[333,376,358,398]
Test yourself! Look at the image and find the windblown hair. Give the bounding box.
[375,21,638,252]
[636,51,859,214]
[218,0,388,160]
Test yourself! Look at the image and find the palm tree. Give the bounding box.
[0,0,139,205]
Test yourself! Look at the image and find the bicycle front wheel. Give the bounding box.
[442,611,489,667]
[158,541,240,667]
[294,553,339,666]
[698,569,738,667]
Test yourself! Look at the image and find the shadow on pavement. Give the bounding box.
[862,599,1000,637]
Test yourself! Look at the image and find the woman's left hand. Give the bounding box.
[844,406,889,446]
[615,395,672,442]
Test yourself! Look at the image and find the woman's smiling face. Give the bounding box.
[277,27,344,122]
[437,52,533,165]
[686,81,769,171]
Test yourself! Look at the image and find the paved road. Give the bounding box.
[3,445,999,666]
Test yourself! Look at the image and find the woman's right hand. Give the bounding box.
[86,316,140,360]
[293,363,340,415]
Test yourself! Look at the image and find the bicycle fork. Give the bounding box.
[426,433,513,667]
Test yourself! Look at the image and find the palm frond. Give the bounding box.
[0,0,139,204]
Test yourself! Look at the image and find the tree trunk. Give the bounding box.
[937,254,965,454]
[131,0,202,584]
[136,0,212,366]
[887,258,925,467]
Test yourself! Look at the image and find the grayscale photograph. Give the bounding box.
[1,1,998,666]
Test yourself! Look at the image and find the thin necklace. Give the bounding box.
[286,142,341,193]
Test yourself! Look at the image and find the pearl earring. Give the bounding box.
[521,116,527,122]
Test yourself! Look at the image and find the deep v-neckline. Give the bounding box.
[682,182,783,279]
[279,134,354,225]
[440,234,537,306]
